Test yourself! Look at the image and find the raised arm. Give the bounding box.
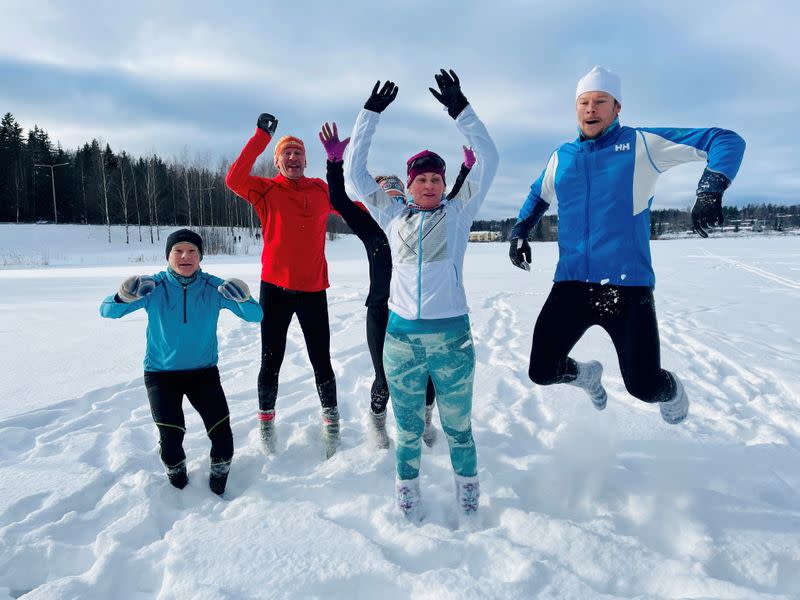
[224,113,279,206]
[345,81,405,228]
[318,122,379,232]
[428,69,499,225]
[445,146,475,201]
[636,126,745,237]
[216,277,263,322]
[99,274,157,318]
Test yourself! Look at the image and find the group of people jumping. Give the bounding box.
[100,66,745,524]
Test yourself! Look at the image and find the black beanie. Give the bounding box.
[165,229,203,259]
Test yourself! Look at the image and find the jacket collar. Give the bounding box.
[576,119,621,148]
[273,173,309,187]
[166,267,201,287]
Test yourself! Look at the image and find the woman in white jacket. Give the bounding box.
[345,70,498,523]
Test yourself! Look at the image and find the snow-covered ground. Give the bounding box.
[1,224,799,599]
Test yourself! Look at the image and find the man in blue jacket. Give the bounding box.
[509,66,745,424]
[100,229,263,494]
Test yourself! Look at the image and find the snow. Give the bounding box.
[1,224,799,599]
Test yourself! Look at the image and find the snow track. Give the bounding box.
[1,231,799,598]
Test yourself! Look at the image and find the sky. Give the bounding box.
[2,0,798,217]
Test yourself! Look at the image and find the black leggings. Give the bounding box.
[258,281,336,411]
[144,366,233,467]
[367,304,435,414]
[529,281,673,403]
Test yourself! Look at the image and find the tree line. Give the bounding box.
[0,112,270,244]
[2,112,797,245]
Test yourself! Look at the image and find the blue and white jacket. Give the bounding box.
[100,270,263,371]
[346,105,499,320]
[513,122,745,287]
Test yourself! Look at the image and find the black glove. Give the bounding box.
[692,168,730,238]
[257,113,278,136]
[691,193,723,238]
[509,238,532,271]
[429,69,469,119]
[364,81,398,113]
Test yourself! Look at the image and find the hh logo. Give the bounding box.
[615,143,630,152]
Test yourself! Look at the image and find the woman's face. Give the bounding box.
[408,172,446,208]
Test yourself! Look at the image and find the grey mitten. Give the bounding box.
[218,278,251,302]
[118,275,156,303]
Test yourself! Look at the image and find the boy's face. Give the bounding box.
[169,242,201,277]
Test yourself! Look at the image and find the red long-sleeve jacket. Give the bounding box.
[226,129,334,291]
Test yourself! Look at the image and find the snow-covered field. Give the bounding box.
[1,224,799,599]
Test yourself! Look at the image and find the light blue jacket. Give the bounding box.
[514,122,745,287]
[100,270,263,371]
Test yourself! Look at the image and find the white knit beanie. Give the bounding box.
[576,66,621,103]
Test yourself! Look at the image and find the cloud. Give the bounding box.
[1,0,798,217]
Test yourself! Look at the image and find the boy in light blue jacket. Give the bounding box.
[100,229,262,495]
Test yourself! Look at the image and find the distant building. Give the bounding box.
[469,231,502,242]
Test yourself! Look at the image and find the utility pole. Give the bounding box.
[34,162,69,224]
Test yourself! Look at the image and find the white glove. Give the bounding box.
[218,278,251,302]
[118,275,156,303]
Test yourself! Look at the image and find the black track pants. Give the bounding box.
[529,282,673,403]
[144,366,233,467]
[257,281,336,411]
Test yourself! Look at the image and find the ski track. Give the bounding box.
[698,248,800,290]
[2,239,800,598]
[659,310,800,447]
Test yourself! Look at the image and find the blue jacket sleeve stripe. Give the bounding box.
[637,127,745,181]
[638,131,663,174]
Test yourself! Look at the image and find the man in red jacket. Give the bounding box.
[226,112,339,459]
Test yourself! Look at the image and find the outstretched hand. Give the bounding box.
[364,80,398,113]
[218,278,251,303]
[318,122,350,162]
[462,145,476,169]
[509,238,532,271]
[118,275,156,303]
[257,113,278,136]
[692,168,729,238]
[429,69,469,119]
[691,193,724,238]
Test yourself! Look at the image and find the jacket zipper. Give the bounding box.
[584,142,593,280]
[182,285,187,324]
[417,212,426,319]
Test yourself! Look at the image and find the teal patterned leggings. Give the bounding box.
[384,324,477,480]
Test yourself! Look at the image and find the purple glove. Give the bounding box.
[462,145,476,169]
[318,122,350,162]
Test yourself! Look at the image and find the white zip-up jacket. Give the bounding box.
[345,105,499,320]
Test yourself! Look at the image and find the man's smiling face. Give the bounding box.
[275,146,307,179]
[576,91,621,139]
[168,242,201,276]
